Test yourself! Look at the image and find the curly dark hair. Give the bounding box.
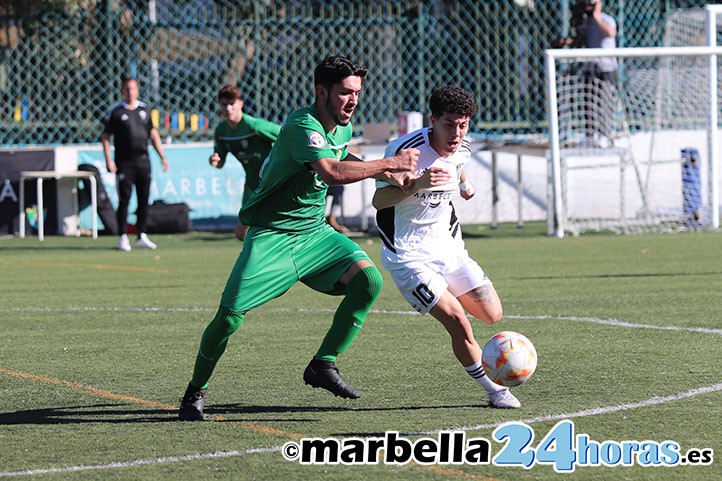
[429,86,477,118]
[313,56,368,92]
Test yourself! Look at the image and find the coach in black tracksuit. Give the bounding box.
[101,77,169,251]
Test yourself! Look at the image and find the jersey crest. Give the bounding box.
[308,131,326,148]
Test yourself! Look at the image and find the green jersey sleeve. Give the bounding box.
[213,124,229,164]
[246,115,281,143]
[238,106,353,232]
[288,114,346,164]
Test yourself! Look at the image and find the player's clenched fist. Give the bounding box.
[209,152,223,168]
[391,148,419,172]
[421,166,452,189]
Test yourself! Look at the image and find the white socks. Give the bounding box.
[464,359,504,394]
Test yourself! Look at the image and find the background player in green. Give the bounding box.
[179,56,419,421]
[209,85,281,240]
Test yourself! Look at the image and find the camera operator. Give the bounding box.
[555,0,616,52]
[553,0,617,147]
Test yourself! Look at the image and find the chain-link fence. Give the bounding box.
[0,0,711,146]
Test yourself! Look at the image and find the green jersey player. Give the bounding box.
[179,56,419,421]
[210,85,281,239]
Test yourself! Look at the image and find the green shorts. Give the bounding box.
[220,225,372,313]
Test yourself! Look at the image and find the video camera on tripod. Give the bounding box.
[552,0,598,48]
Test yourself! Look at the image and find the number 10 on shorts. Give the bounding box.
[492,420,710,472]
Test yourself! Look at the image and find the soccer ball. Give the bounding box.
[481,331,537,387]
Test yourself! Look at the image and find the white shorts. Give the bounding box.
[387,255,492,315]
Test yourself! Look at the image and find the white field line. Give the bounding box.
[2,381,720,478]
[0,446,282,478]
[0,306,214,313]
[1,308,720,477]
[505,314,722,335]
[4,306,721,337]
[409,382,722,436]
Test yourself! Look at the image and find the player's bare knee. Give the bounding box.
[485,306,503,325]
[463,285,503,324]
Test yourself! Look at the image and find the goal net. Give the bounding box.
[545,43,721,237]
[663,8,719,48]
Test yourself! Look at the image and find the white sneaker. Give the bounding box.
[118,234,131,252]
[489,387,521,409]
[135,233,157,250]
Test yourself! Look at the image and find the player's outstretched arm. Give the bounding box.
[311,148,419,186]
[342,152,413,188]
[372,167,451,210]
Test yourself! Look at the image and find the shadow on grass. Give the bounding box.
[208,402,482,416]
[185,234,240,242]
[1,401,489,427]
[207,402,491,432]
[0,404,174,425]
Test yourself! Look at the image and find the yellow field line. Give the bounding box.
[1,366,502,480]
[0,259,170,273]
[0,367,302,439]
[0,367,172,409]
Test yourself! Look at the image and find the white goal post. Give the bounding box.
[542,4,722,238]
[545,45,722,237]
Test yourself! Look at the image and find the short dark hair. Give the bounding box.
[218,85,242,102]
[121,76,137,88]
[313,56,368,92]
[429,86,477,119]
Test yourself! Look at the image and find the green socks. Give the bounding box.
[189,265,383,388]
[190,307,244,389]
[315,265,383,362]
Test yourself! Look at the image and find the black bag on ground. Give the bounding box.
[146,200,191,233]
[77,163,119,235]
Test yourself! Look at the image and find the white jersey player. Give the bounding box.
[376,128,473,301]
[373,86,521,409]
